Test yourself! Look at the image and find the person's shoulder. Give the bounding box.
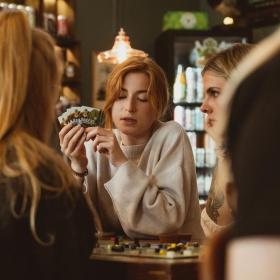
[150,121,187,147]
[155,120,185,136]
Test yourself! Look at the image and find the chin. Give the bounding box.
[118,126,137,135]
[205,125,214,135]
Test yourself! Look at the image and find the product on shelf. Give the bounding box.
[0,1,80,103]
[57,14,69,37]
[185,67,196,103]
[173,64,186,102]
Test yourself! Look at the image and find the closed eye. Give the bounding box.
[137,92,148,102]
[137,97,148,102]
[118,95,126,99]
[118,91,127,99]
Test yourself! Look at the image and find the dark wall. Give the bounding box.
[76,0,201,105]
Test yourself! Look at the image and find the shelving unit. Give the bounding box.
[1,0,81,107]
[172,66,216,198]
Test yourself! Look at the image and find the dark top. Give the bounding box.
[0,170,95,280]
[227,51,280,238]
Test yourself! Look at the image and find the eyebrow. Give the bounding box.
[121,87,148,94]
[206,87,221,93]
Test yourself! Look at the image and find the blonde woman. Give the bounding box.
[0,11,94,280]
[200,44,253,236]
[59,56,204,241]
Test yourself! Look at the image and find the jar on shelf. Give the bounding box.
[57,15,69,37]
[44,13,56,35]
[64,61,76,79]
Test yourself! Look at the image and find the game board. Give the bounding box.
[93,236,200,259]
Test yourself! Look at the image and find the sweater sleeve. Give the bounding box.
[104,122,198,238]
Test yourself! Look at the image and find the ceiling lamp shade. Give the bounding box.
[97,28,148,64]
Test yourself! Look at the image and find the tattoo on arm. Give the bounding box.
[206,189,224,223]
[205,162,225,223]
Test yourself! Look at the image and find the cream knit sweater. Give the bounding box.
[84,121,204,241]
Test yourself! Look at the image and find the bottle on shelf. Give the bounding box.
[185,67,196,103]
[196,67,204,103]
[187,131,197,161]
[43,12,56,35]
[173,64,186,103]
[197,171,205,197]
[57,14,69,37]
[195,107,204,131]
[64,60,76,79]
[174,105,185,127]
[185,108,195,130]
[185,66,204,104]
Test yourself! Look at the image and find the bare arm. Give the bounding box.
[205,157,234,226]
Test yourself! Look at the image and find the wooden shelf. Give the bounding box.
[55,35,79,48]
[6,1,81,96]
[174,102,202,107]
[62,78,81,87]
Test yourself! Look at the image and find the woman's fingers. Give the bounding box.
[66,127,85,154]
[96,141,111,154]
[92,135,114,152]
[60,125,80,151]
[59,123,73,144]
[85,127,112,141]
[71,131,87,156]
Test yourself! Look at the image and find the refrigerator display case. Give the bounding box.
[155,29,251,199]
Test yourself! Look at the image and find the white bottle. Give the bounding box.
[173,64,186,103]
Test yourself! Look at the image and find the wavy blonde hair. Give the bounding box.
[0,10,76,245]
[202,43,254,80]
[103,56,170,128]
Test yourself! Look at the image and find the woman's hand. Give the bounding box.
[85,127,127,167]
[59,124,88,172]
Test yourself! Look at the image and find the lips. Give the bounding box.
[206,117,215,127]
[120,117,137,124]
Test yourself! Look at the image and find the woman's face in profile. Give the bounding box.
[200,70,227,142]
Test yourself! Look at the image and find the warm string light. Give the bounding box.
[97,28,148,64]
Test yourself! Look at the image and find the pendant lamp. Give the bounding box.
[97,28,148,64]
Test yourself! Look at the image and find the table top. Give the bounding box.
[90,252,200,265]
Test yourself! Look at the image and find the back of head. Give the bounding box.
[0,10,75,245]
[0,10,31,140]
[103,56,170,128]
[226,48,280,237]
[202,43,253,80]
[25,28,60,141]
[0,10,59,142]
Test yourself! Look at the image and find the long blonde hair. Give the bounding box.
[0,10,76,245]
[103,56,170,128]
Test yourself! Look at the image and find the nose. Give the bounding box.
[200,100,211,114]
[125,96,136,112]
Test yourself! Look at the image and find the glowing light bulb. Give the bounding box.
[223,17,234,25]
